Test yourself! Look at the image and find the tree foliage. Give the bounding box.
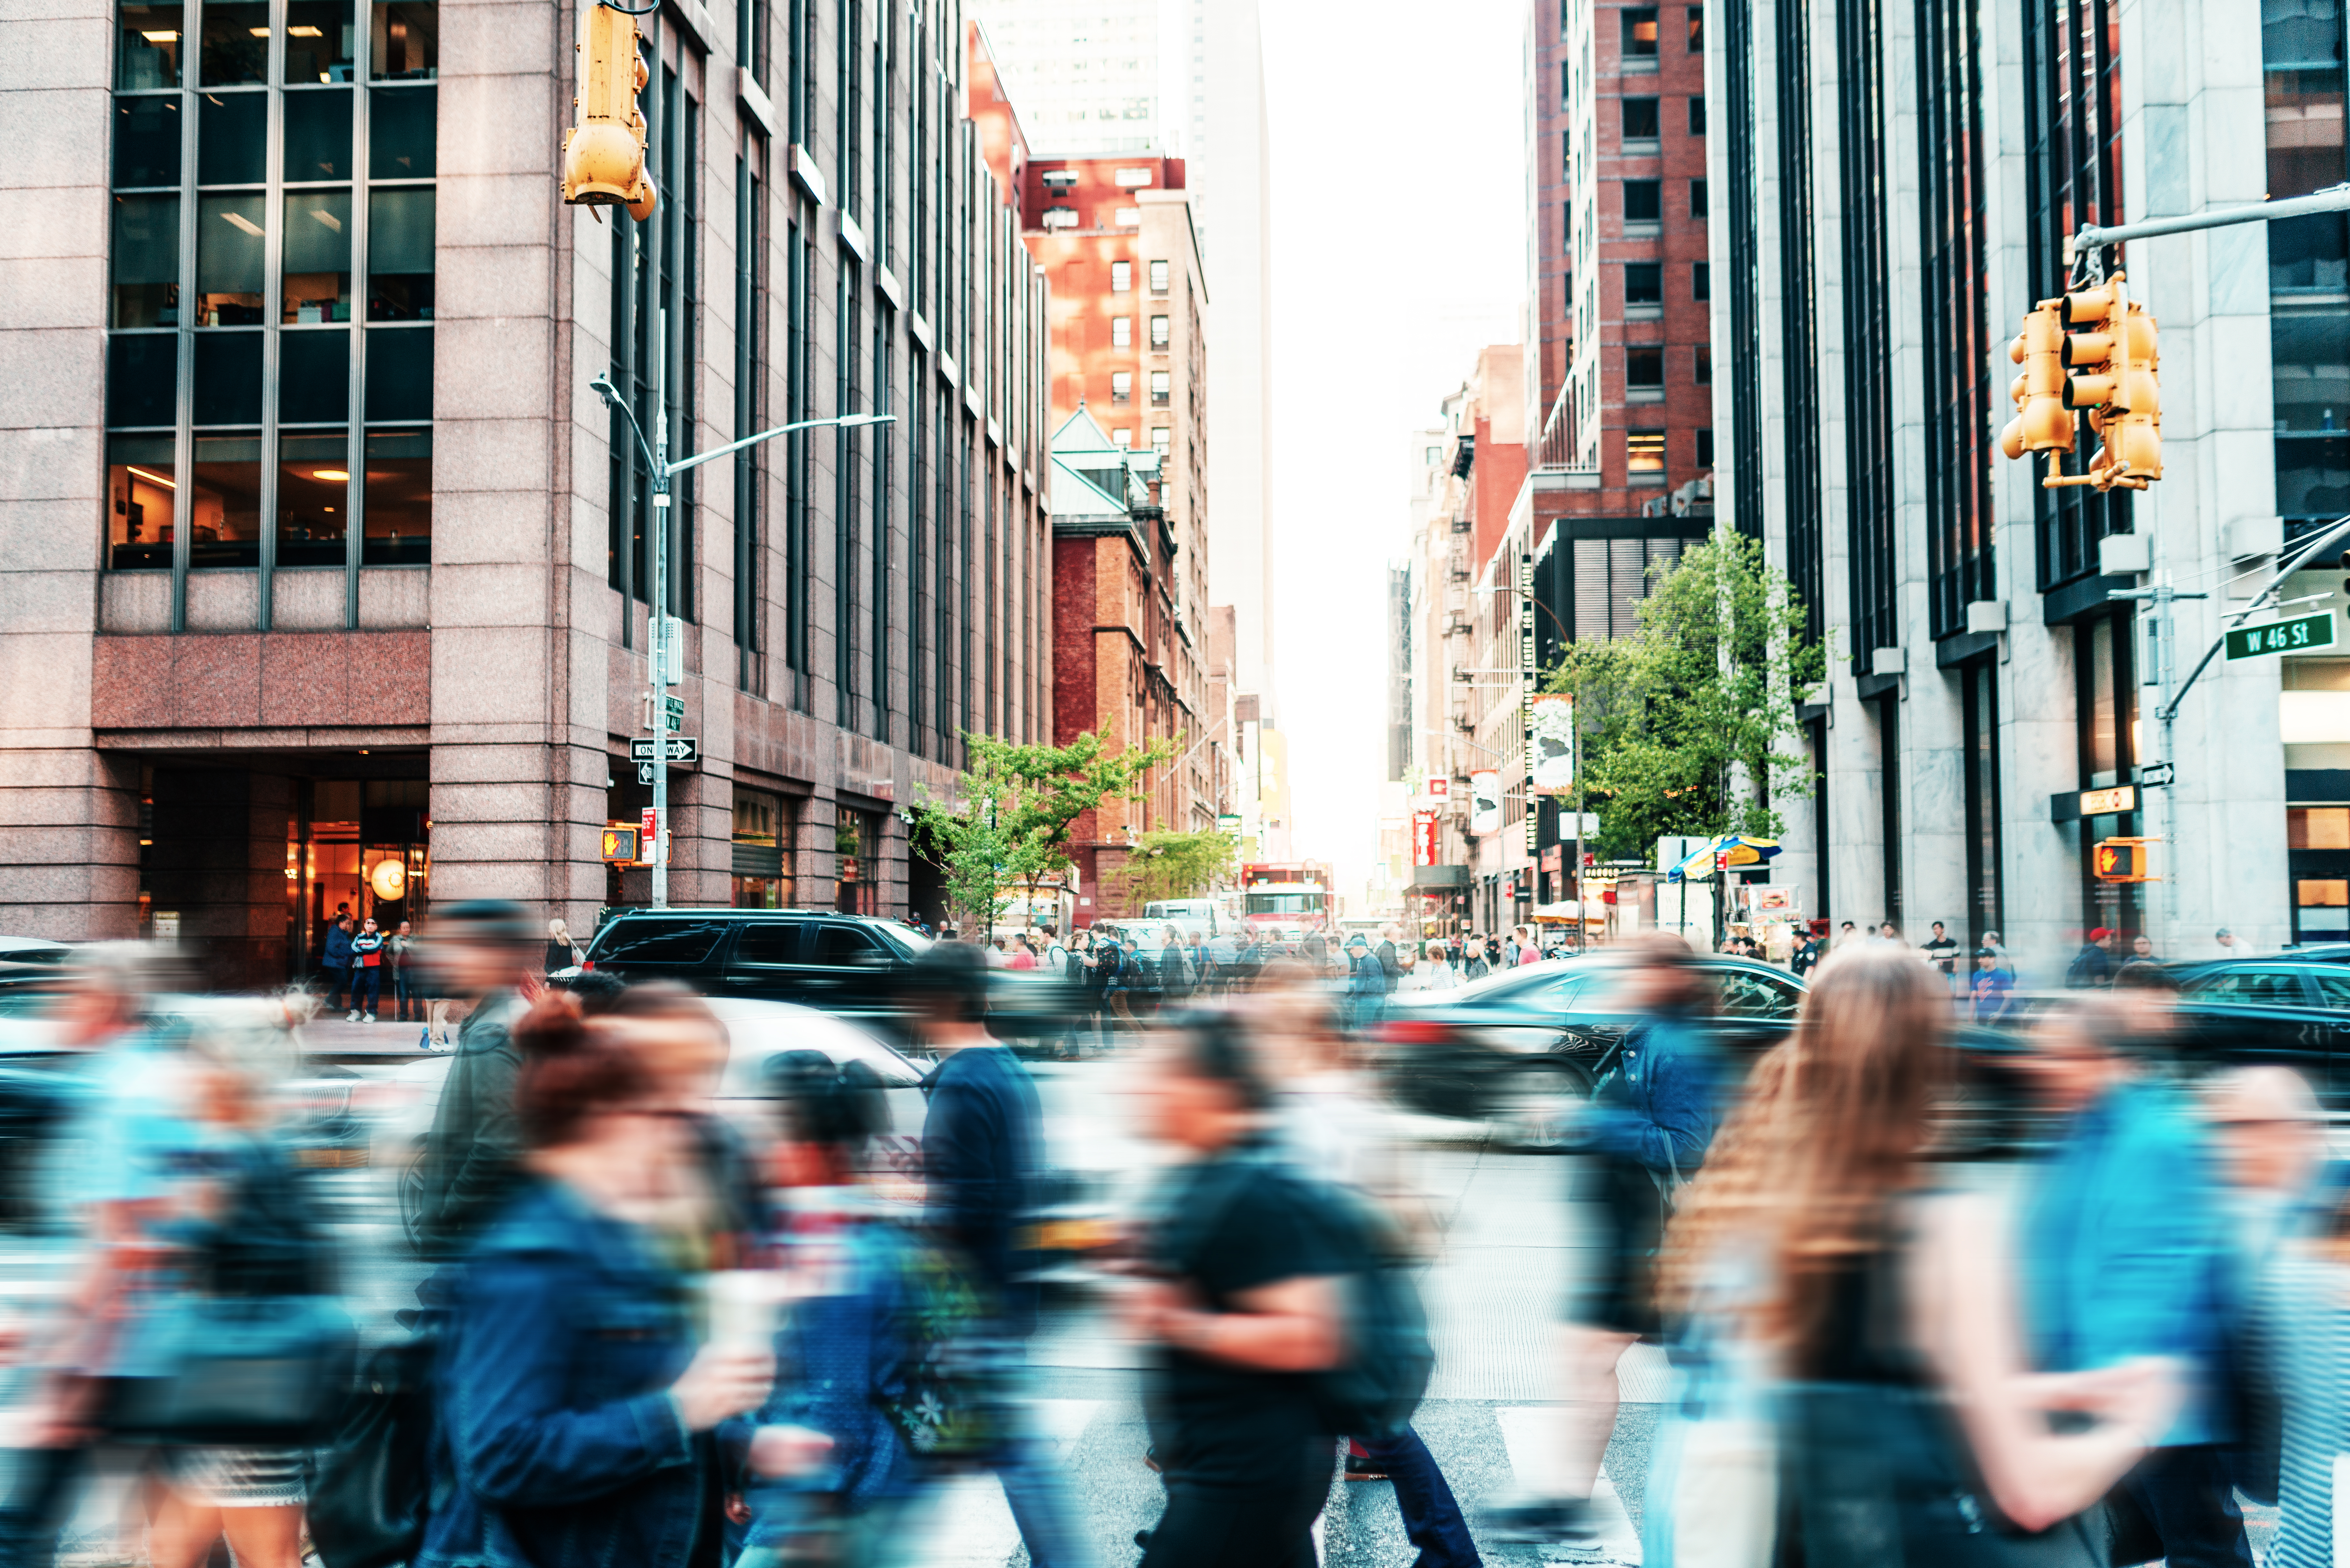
[1546,533,1825,864]
[906,730,1177,935]
[1115,828,1238,908]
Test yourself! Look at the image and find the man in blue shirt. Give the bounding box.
[2018,992,2247,1567]
[909,943,1086,1568]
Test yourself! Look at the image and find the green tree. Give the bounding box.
[906,729,1176,937]
[1115,828,1238,908]
[1547,532,1825,864]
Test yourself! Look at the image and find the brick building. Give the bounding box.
[0,0,1058,976]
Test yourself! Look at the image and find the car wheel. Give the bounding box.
[1500,1058,1582,1151]
[397,1146,429,1255]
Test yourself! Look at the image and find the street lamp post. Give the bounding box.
[593,348,893,908]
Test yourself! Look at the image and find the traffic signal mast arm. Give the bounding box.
[2067,182,2350,257]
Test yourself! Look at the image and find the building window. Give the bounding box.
[1625,262,1663,304]
[1693,261,1710,299]
[1150,369,1170,405]
[1627,429,1667,472]
[1690,95,1706,133]
[1623,6,1659,55]
[1690,178,1709,217]
[1149,313,1169,348]
[1111,370,1132,403]
[1113,427,1133,448]
[105,0,437,595]
[1696,428,1715,465]
[1111,258,1131,291]
[1623,179,1662,223]
[1919,0,1994,640]
[731,787,792,908]
[1695,344,1713,383]
[1112,314,1132,347]
[1776,0,1823,624]
[1626,346,1664,388]
[1688,5,1703,48]
[1623,96,1660,139]
[1960,659,2002,942]
[1151,425,1170,453]
[1148,258,1169,293]
[1840,0,1897,667]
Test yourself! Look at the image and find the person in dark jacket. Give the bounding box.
[1491,933,1724,1547]
[2067,926,2119,989]
[319,916,354,1010]
[413,901,536,1257]
[907,944,1085,1568]
[417,993,773,1568]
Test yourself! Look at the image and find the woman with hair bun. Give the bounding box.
[414,993,775,1568]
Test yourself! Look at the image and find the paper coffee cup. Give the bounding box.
[708,1270,782,1351]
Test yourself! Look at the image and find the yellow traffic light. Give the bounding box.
[2103,299,2162,488]
[2092,837,2153,883]
[563,4,656,218]
[2000,301,2074,460]
[2033,272,2161,492]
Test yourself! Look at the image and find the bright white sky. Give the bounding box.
[1258,0,1527,895]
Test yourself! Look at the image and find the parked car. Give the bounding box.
[576,908,1082,1047]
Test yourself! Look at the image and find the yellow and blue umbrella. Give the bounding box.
[1665,834,1782,883]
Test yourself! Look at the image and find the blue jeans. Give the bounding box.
[349,964,380,1013]
[982,1341,1090,1568]
[393,967,418,1020]
[1357,1427,1481,1568]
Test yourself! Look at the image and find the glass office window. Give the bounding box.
[191,432,263,566]
[110,194,180,327]
[277,431,351,565]
[367,187,433,318]
[117,1,184,88]
[362,427,430,563]
[107,433,178,569]
[282,188,353,321]
[105,0,438,596]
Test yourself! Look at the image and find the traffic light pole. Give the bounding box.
[2068,183,2350,267]
[592,370,892,908]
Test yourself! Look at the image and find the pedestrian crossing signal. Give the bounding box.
[601,825,641,863]
[2092,837,2152,883]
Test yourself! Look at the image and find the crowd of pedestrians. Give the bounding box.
[8,901,2349,1568]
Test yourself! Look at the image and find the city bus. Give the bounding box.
[1239,862,1332,944]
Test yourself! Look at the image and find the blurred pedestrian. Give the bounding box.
[412,900,537,1257]
[416,993,773,1568]
[386,918,420,1023]
[1126,1016,1349,1567]
[543,918,582,976]
[319,914,354,1011]
[600,982,763,1269]
[1649,948,2178,1562]
[740,1052,929,1568]
[1791,919,1827,978]
[1009,933,1039,971]
[1343,934,1387,1034]
[1186,931,1219,997]
[2015,992,2246,1565]
[2251,1172,2350,1567]
[2122,932,2159,970]
[1517,925,1543,967]
[1462,938,1491,983]
[2067,926,2118,988]
[1921,920,1960,984]
[905,944,1088,1567]
[1982,929,2014,976]
[1834,920,1858,948]
[1159,929,1194,1006]
[147,1013,338,1568]
[1971,946,2016,1022]
[346,916,384,1022]
[1491,934,1723,1546]
[2215,927,2243,956]
[1417,939,1459,992]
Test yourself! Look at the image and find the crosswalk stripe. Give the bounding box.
[1494,1405,1643,1564]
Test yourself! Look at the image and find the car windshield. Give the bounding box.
[586,917,733,964]
[877,921,932,954]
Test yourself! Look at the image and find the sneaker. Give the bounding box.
[347,1010,360,1022]
[363,1013,375,1023]
[1483,1495,1603,1547]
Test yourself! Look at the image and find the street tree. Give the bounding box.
[1546,532,1825,863]
[906,729,1176,938]
[1115,828,1238,909]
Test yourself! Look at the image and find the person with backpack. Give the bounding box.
[1125,1014,1358,1567]
[739,1051,934,1567]
[905,944,1087,1568]
[1258,975,1474,1565]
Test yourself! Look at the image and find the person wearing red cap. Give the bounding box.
[2067,925,2119,988]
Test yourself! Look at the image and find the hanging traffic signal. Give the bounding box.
[2103,294,2163,488]
[2020,271,2162,493]
[563,4,656,220]
[2091,837,2153,883]
[2000,300,2075,461]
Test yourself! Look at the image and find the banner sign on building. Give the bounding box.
[1412,810,1439,866]
[1520,554,1539,851]
[1469,771,1503,835]
[1528,693,1575,794]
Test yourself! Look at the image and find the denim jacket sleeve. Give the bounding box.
[1577,1023,1717,1176]
[446,1249,694,1507]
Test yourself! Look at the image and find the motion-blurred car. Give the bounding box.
[2165,957,2350,1106]
[575,908,1083,1050]
[1374,955,1806,1147]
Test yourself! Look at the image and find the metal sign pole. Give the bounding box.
[651,306,670,910]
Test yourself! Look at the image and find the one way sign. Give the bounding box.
[630,736,700,763]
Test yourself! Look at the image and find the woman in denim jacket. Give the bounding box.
[417,994,773,1568]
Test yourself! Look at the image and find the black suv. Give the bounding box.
[579,908,1074,1042]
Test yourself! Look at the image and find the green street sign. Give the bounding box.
[663,695,686,732]
[2225,612,2337,660]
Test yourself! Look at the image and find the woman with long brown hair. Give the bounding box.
[1653,945,2178,1565]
